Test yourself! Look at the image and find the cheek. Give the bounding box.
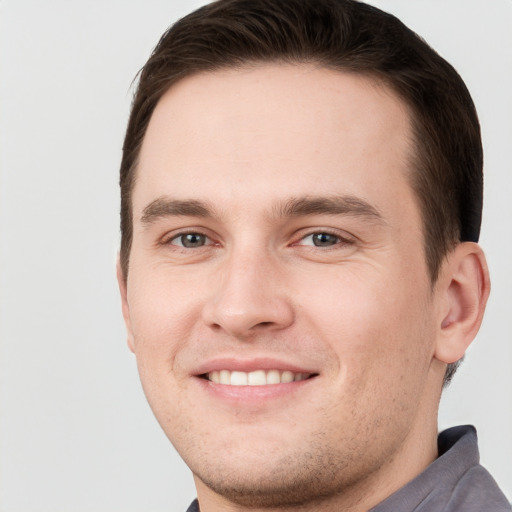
[126,271,202,364]
[308,278,435,444]
[298,266,434,378]
[126,275,197,424]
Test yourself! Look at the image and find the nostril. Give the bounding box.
[255,321,273,328]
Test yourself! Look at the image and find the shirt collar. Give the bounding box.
[370,425,479,512]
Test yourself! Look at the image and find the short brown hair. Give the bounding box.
[119,0,483,383]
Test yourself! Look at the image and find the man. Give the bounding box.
[116,0,511,510]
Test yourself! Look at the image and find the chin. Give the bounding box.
[194,461,345,508]
[187,435,362,509]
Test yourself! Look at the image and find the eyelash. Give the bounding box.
[295,231,354,248]
[162,230,216,249]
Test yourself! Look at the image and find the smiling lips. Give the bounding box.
[205,369,313,386]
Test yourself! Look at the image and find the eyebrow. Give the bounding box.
[275,195,385,223]
[140,194,385,226]
[141,198,214,225]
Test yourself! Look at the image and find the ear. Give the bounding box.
[434,242,490,364]
[116,256,136,353]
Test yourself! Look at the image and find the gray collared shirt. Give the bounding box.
[372,425,510,512]
[186,425,511,511]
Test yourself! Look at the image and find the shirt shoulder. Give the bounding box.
[439,464,511,512]
[186,499,199,512]
[373,426,511,512]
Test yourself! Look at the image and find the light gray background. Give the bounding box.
[0,1,511,510]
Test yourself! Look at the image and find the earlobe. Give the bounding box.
[434,242,490,364]
[116,256,136,353]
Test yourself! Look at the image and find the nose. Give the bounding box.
[202,249,295,338]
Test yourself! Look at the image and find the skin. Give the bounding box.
[118,64,489,511]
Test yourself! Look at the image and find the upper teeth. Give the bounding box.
[206,370,310,386]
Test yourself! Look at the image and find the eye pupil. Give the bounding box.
[181,233,206,247]
[313,233,338,246]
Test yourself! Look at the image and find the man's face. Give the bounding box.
[120,65,445,507]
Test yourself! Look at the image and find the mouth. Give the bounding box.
[200,369,316,386]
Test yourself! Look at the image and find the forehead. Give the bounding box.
[135,64,415,219]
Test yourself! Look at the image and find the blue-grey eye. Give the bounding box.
[310,233,339,247]
[176,233,208,248]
